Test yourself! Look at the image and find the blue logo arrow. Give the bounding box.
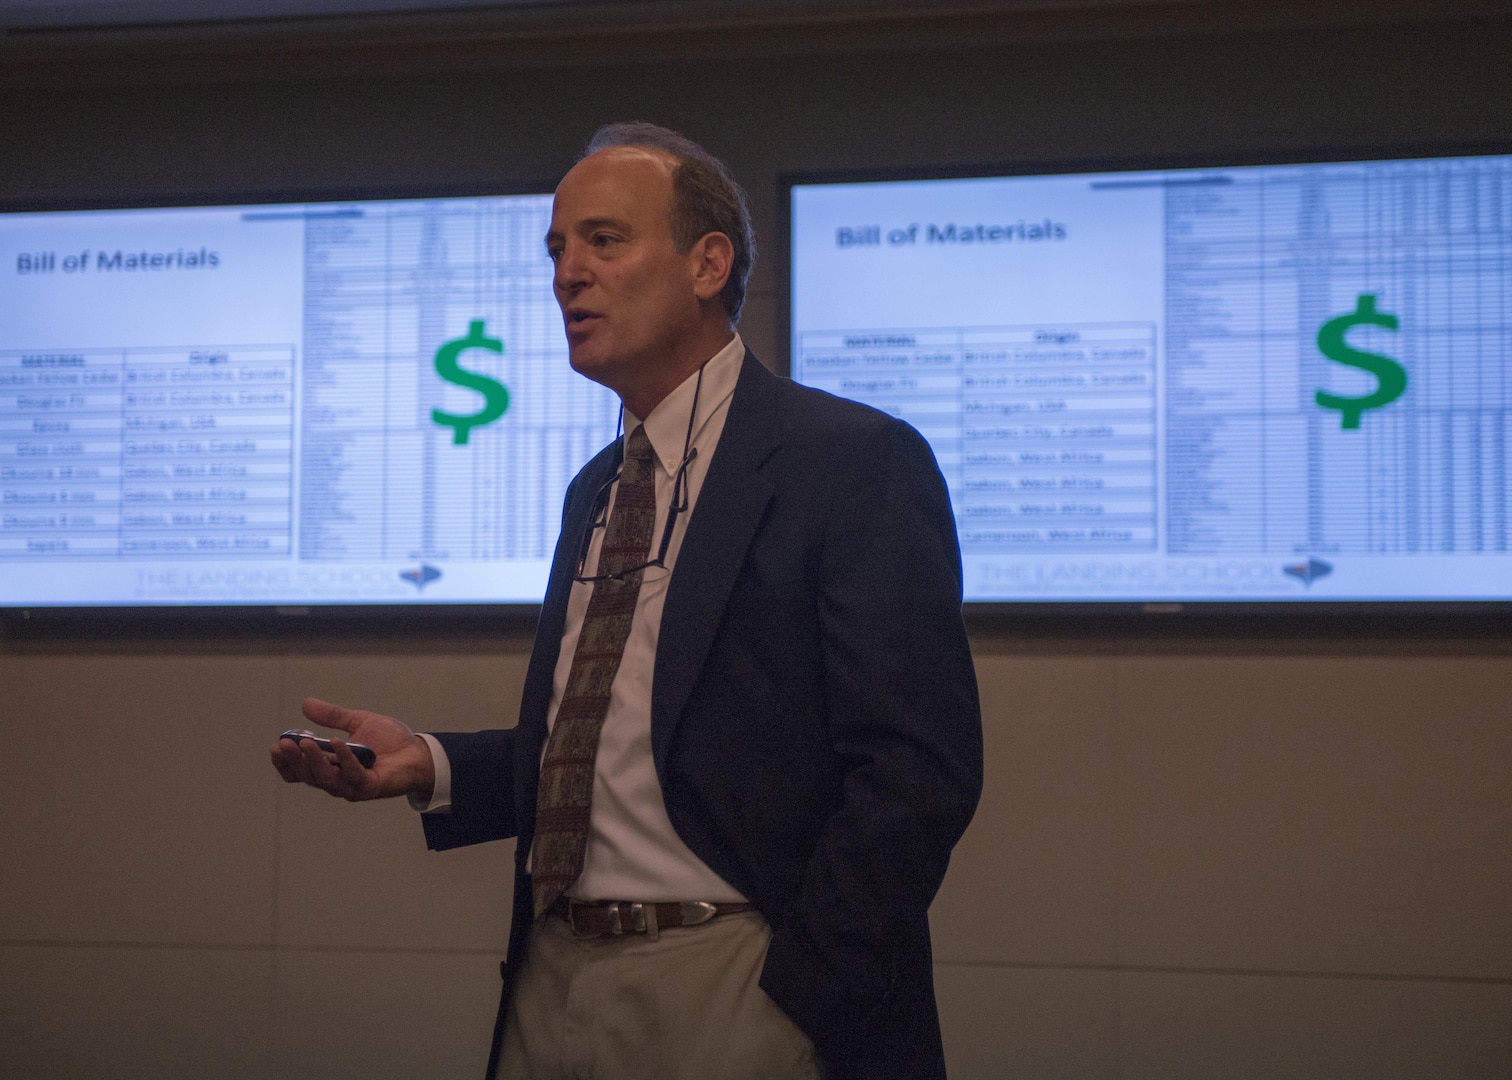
[400,564,442,590]
[1283,558,1332,587]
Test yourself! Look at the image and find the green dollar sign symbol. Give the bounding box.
[1315,294,1407,430]
[432,319,509,445]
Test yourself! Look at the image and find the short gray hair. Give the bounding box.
[583,122,756,324]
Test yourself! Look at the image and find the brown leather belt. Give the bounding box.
[547,896,755,938]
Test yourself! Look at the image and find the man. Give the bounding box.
[272,123,982,1080]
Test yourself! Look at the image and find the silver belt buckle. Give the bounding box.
[570,900,649,938]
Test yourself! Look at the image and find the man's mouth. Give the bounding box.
[564,311,603,347]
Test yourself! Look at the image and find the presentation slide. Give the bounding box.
[792,154,1512,603]
[1,195,619,606]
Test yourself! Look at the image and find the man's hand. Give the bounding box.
[269,697,436,803]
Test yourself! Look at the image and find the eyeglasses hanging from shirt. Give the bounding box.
[573,365,705,584]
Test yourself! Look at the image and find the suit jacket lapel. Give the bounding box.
[651,353,780,768]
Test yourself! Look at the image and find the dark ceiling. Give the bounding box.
[3,0,1508,79]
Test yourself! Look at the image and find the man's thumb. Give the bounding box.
[301,697,356,733]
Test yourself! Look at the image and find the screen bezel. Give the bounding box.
[780,141,1512,623]
[0,177,576,626]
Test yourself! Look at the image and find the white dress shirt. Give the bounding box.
[416,335,748,903]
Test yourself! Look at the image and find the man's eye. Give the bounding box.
[546,247,563,262]
[591,233,618,247]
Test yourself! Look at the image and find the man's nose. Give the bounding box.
[554,241,589,294]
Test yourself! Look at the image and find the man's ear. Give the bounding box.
[690,232,734,303]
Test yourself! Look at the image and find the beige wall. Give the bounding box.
[2,7,1511,1077]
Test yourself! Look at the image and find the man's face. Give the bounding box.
[546,147,705,398]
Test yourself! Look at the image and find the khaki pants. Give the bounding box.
[495,909,824,1080]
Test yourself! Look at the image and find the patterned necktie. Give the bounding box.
[532,425,658,919]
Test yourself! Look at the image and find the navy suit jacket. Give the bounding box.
[422,352,983,1079]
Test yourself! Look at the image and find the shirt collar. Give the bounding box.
[624,333,745,477]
